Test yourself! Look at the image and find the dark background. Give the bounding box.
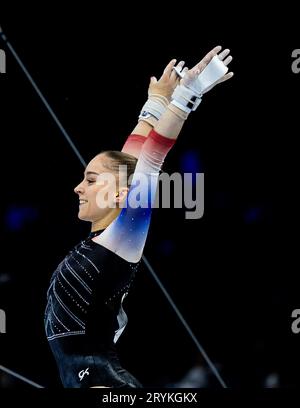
[0,6,299,389]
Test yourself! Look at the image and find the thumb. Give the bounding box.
[150,76,158,84]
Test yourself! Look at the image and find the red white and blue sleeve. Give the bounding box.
[121,133,146,159]
[93,129,176,263]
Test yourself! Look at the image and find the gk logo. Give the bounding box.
[0,49,6,74]
[78,367,90,381]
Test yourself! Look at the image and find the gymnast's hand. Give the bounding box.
[181,45,234,94]
[148,59,188,101]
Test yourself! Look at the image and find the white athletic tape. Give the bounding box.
[171,55,228,113]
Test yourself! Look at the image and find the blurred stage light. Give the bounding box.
[180,151,202,186]
[244,206,263,224]
[5,205,39,231]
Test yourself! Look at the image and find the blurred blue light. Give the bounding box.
[5,205,39,231]
[244,207,263,224]
[180,151,202,187]
[180,150,202,174]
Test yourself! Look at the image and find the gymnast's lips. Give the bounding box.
[79,199,88,205]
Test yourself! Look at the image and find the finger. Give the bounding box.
[218,49,230,61]
[178,66,189,83]
[162,59,177,78]
[223,55,232,66]
[223,71,234,81]
[170,60,185,80]
[201,46,223,65]
[202,71,234,94]
[176,60,185,69]
[176,60,185,73]
[192,45,222,73]
[208,45,222,55]
[150,76,158,84]
[217,72,234,84]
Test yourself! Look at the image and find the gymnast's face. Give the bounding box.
[74,154,123,223]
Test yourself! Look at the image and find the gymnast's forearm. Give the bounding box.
[154,104,187,140]
[122,59,184,157]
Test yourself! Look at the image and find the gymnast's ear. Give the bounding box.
[114,187,129,205]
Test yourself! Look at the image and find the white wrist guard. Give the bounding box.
[171,55,228,113]
[171,85,202,113]
[138,94,169,126]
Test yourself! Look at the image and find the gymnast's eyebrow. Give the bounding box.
[84,171,99,176]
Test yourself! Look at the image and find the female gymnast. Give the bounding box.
[44,45,233,388]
